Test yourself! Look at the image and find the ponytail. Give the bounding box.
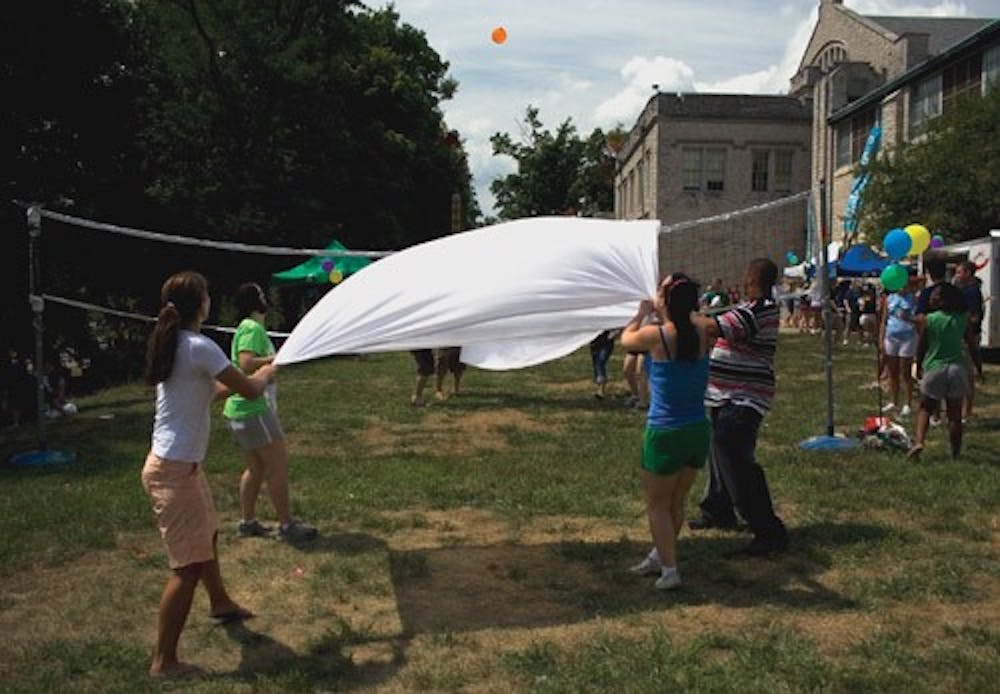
[145,305,181,385]
[665,278,701,361]
[144,271,209,385]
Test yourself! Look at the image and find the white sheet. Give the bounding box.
[275,216,660,370]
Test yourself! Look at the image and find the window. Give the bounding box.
[851,110,877,163]
[836,123,851,168]
[774,151,793,192]
[909,74,941,137]
[942,53,982,111]
[984,43,1000,93]
[751,150,769,192]
[637,160,645,212]
[682,148,702,190]
[705,149,725,191]
[682,147,725,192]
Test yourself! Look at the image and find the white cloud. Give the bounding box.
[594,56,696,126]
[846,1,969,16]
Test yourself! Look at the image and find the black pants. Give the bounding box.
[699,404,786,541]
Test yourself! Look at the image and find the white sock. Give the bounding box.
[647,547,661,563]
[660,565,679,579]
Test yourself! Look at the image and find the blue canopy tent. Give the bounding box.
[830,244,891,277]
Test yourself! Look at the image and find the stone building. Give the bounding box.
[791,0,998,240]
[614,93,812,287]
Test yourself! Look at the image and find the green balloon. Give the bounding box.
[880,263,908,292]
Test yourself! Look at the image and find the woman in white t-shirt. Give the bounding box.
[141,271,276,679]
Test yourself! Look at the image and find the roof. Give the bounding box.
[864,16,995,55]
[829,19,1000,123]
[654,93,811,121]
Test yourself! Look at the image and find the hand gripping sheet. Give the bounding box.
[275,217,660,370]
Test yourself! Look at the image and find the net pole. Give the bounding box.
[27,205,47,450]
[818,180,835,437]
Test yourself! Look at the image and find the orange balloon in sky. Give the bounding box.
[491,26,507,44]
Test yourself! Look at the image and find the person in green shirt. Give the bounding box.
[907,282,977,461]
[224,283,317,541]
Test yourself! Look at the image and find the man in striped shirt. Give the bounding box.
[690,258,789,556]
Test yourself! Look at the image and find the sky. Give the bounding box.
[374,1,998,217]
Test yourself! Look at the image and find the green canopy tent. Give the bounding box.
[271,240,372,286]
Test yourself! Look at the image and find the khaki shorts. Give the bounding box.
[921,364,968,402]
[141,453,217,569]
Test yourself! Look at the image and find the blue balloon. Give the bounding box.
[883,228,912,260]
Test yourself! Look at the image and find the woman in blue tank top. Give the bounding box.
[621,273,712,590]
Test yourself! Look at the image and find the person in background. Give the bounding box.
[433,347,466,400]
[410,349,435,406]
[224,282,317,542]
[589,329,620,399]
[858,284,879,347]
[623,273,712,590]
[908,282,977,460]
[141,271,277,678]
[880,274,919,416]
[953,260,984,421]
[689,258,788,557]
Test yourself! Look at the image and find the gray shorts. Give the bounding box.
[921,364,968,401]
[227,409,285,450]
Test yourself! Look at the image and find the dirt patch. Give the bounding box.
[358,408,567,458]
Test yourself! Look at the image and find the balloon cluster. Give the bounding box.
[880,223,929,291]
[785,250,799,265]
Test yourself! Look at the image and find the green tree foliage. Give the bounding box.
[490,107,618,219]
[860,87,1000,244]
[136,0,478,251]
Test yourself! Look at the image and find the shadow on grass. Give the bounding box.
[387,521,891,638]
[218,619,406,690]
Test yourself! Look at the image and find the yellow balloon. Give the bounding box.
[905,224,930,256]
[328,269,343,284]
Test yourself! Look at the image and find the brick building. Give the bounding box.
[791,0,998,241]
[614,93,812,286]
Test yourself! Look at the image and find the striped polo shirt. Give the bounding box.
[704,297,779,415]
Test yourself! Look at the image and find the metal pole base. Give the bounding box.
[798,435,859,451]
[8,448,77,468]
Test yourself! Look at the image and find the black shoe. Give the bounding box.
[688,516,740,531]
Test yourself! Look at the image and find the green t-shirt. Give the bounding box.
[222,318,275,420]
[923,311,967,373]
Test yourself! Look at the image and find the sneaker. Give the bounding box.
[628,555,662,576]
[279,519,318,542]
[930,416,941,427]
[654,570,681,590]
[730,533,788,558]
[881,402,896,413]
[623,395,639,408]
[900,404,911,416]
[237,519,272,537]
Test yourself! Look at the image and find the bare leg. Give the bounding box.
[908,397,937,459]
[901,357,913,410]
[945,397,963,458]
[201,534,248,618]
[886,355,900,408]
[411,374,428,406]
[149,564,201,676]
[239,452,266,522]
[257,439,291,525]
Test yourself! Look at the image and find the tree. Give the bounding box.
[490,107,619,220]
[859,87,1000,244]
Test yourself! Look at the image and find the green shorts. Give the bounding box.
[641,420,710,476]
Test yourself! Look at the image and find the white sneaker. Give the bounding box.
[629,554,662,576]
[930,416,942,427]
[654,569,681,590]
[900,404,911,416]
[881,402,896,413]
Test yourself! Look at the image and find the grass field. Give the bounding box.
[0,333,997,692]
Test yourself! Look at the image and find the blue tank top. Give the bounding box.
[645,326,710,429]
